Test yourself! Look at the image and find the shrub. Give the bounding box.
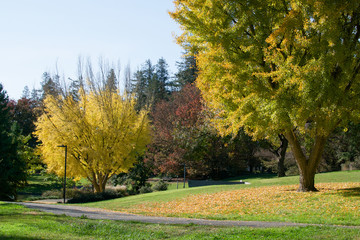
[41,190,62,199]
[139,185,153,194]
[107,185,128,196]
[67,189,124,203]
[152,179,168,191]
[42,173,76,189]
[42,188,88,199]
[111,157,152,194]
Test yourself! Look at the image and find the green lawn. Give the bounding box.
[80,171,360,226]
[1,202,360,240]
[82,170,360,208]
[18,174,91,201]
[17,175,60,200]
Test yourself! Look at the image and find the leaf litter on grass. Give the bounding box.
[118,182,360,225]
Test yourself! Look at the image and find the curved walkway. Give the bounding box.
[13,202,358,229]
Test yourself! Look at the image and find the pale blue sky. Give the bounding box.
[0,1,183,99]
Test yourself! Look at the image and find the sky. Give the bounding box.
[0,1,183,100]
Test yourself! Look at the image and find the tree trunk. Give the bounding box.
[277,134,288,177]
[298,167,317,192]
[93,181,101,193]
[277,156,286,177]
[284,129,327,192]
[90,172,108,193]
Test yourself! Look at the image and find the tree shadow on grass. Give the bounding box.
[335,187,360,197]
[18,183,60,195]
[0,236,42,240]
[225,173,278,181]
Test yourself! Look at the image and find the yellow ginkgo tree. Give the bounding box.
[171,0,360,191]
[35,87,151,192]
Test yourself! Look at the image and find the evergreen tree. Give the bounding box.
[132,67,150,110]
[0,83,27,200]
[22,86,30,99]
[8,97,38,147]
[68,78,82,101]
[41,72,61,99]
[124,63,132,93]
[154,57,170,101]
[132,58,171,110]
[174,52,198,89]
[105,69,118,93]
[30,87,41,103]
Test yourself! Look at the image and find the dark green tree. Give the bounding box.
[174,51,198,89]
[105,69,118,93]
[22,86,30,99]
[0,84,27,200]
[111,157,152,194]
[132,59,171,110]
[132,60,154,110]
[321,123,360,171]
[41,72,61,99]
[8,98,38,147]
[154,58,170,101]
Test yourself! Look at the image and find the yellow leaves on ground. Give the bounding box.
[120,183,360,224]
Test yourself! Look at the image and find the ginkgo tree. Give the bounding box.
[171,0,360,191]
[35,81,151,192]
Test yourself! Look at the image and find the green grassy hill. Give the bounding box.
[82,170,360,208]
[80,171,360,226]
[3,171,360,239]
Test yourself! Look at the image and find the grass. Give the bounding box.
[167,181,189,190]
[80,171,360,226]
[17,175,60,200]
[18,174,91,201]
[1,202,360,239]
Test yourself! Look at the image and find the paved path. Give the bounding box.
[13,202,359,229]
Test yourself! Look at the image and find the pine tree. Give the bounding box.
[155,57,170,101]
[132,58,171,110]
[0,83,27,200]
[174,52,198,89]
[40,72,61,100]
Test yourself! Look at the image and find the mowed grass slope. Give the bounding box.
[81,171,360,226]
[1,202,360,239]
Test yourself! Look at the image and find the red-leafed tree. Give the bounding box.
[8,98,39,147]
[146,84,201,176]
[147,84,257,179]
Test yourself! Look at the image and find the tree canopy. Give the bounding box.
[171,0,360,191]
[0,84,27,200]
[35,86,151,192]
[147,84,257,179]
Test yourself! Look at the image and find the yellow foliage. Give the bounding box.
[35,90,151,192]
[170,0,360,191]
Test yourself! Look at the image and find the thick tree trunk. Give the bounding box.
[92,180,107,192]
[298,167,317,192]
[277,156,286,177]
[284,129,327,192]
[93,181,101,193]
[277,135,288,177]
[90,172,109,193]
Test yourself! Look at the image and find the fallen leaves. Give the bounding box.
[118,182,360,225]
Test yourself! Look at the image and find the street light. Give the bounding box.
[57,145,67,204]
[183,163,186,188]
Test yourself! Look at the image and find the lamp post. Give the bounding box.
[183,163,186,188]
[57,145,67,204]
